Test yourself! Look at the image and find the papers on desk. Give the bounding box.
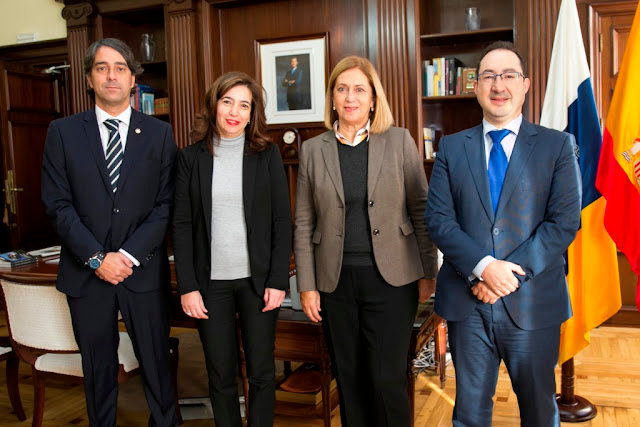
[27,245,61,258]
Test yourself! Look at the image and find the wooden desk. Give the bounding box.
[0,260,447,427]
[238,306,447,427]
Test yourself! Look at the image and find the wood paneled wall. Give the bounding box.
[62,1,95,114]
[166,0,200,146]
[202,0,370,142]
[519,0,561,124]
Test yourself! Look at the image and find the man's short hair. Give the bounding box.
[476,41,526,75]
[84,38,143,76]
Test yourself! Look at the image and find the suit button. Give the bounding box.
[368,200,374,207]
[373,229,380,235]
[113,208,120,213]
[493,228,500,236]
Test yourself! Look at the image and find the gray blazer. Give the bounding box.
[294,127,438,293]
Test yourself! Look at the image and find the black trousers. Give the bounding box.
[67,283,177,427]
[448,300,561,427]
[320,264,418,427]
[198,278,278,427]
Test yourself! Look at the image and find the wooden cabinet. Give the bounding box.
[415,0,516,177]
[99,5,169,120]
[61,0,200,148]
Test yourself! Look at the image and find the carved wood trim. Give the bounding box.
[166,9,199,148]
[62,2,94,26]
[522,0,561,124]
[372,0,415,133]
[67,26,92,113]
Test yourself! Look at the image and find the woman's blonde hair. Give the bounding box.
[324,56,394,133]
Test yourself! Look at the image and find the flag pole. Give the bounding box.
[555,358,597,422]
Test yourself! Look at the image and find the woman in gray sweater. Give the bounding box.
[173,72,292,427]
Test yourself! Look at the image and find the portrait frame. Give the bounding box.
[255,34,329,125]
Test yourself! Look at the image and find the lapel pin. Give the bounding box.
[135,128,141,134]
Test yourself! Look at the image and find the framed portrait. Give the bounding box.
[256,34,328,125]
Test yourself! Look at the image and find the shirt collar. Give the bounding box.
[333,120,370,147]
[482,114,522,138]
[95,105,132,127]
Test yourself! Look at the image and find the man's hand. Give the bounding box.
[472,281,500,304]
[418,278,436,303]
[480,260,525,297]
[263,288,285,312]
[95,252,133,285]
[181,290,208,319]
[300,290,322,323]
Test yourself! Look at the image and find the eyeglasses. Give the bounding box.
[477,71,524,84]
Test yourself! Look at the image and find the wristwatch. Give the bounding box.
[86,251,106,270]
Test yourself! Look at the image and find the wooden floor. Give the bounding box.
[0,325,639,426]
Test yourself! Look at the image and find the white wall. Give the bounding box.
[0,0,66,47]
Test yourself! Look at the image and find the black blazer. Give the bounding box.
[41,109,177,297]
[172,140,292,297]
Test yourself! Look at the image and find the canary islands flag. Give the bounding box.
[540,0,621,365]
[596,3,640,312]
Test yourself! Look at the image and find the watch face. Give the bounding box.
[89,258,101,269]
[283,130,296,145]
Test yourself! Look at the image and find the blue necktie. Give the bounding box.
[487,129,510,214]
[104,119,124,193]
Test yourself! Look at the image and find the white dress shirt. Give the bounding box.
[472,114,523,281]
[94,105,139,266]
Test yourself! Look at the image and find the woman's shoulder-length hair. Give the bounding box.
[190,71,272,154]
[323,56,394,134]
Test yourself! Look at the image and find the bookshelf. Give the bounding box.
[416,0,516,178]
[100,5,169,120]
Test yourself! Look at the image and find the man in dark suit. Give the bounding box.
[41,38,178,426]
[282,56,303,110]
[425,41,582,426]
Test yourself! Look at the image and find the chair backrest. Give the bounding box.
[0,279,79,351]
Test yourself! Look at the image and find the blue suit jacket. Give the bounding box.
[425,119,581,330]
[41,109,177,297]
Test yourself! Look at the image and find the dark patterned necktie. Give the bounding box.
[487,129,511,214]
[104,118,124,193]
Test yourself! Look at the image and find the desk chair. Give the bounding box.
[0,336,26,421]
[0,278,181,426]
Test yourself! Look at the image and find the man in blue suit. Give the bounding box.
[425,41,581,426]
[41,38,178,426]
[282,56,304,110]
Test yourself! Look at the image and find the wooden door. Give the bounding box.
[0,65,61,250]
[589,0,640,325]
[591,1,637,126]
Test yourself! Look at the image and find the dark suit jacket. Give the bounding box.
[283,68,303,108]
[41,109,177,298]
[172,140,292,297]
[294,128,438,293]
[425,119,582,330]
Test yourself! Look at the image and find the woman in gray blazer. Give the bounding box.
[294,56,438,427]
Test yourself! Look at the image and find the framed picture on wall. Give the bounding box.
[256,34,329,125]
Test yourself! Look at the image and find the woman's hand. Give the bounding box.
[181,290,208,319]
[418,278,436,303]
[300,290,322,323]
[263,288,285,312]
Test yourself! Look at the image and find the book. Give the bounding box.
[447,58,463,95]
[422,60,430,96]
[154,97,170,115]
[423,127,435,160]
[461,68,476,94]
[426,64,434,97]
[142,92,155,115]
[0,250,37,267]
